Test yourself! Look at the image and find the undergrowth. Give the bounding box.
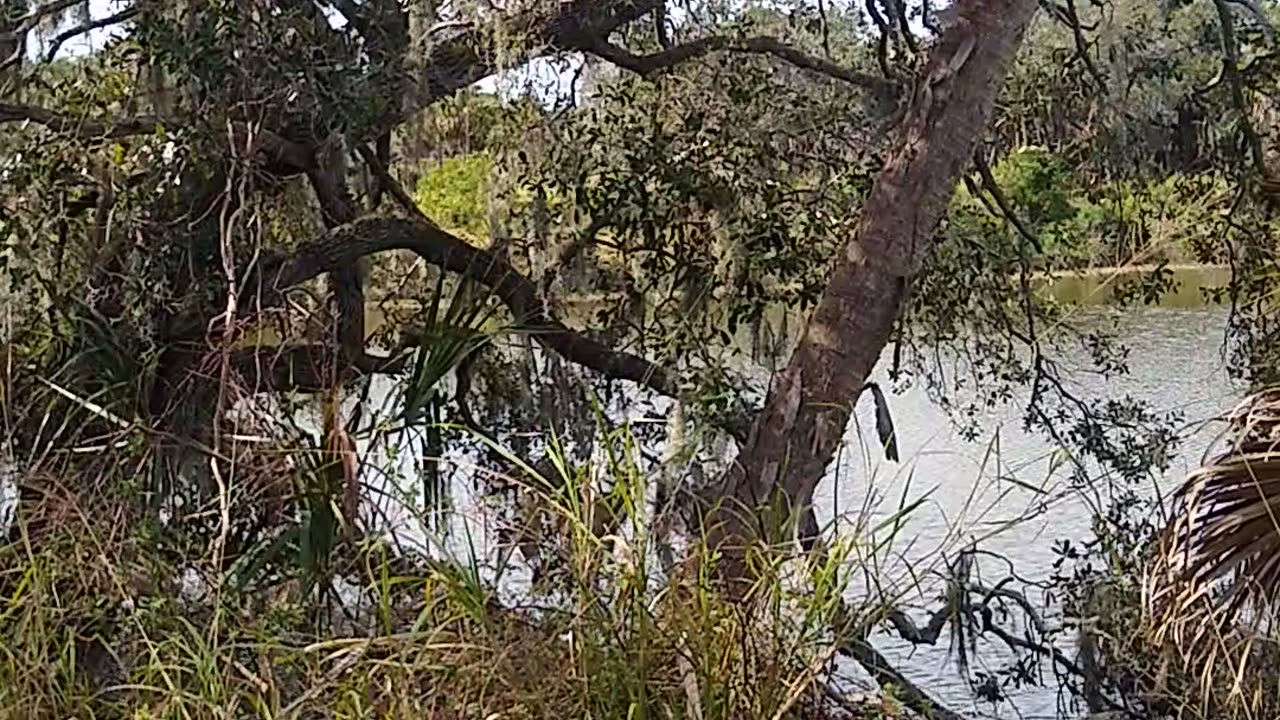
[0,442,876,720]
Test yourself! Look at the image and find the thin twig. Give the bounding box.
[580,34,899,99]
[971,151,1044,253]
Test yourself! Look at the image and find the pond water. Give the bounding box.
[0,284,1242,719]
[352,301,1237,719]
[341,299,1239,719]
[825,304,1241,718]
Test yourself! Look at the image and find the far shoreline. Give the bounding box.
[1032,263,1229,307]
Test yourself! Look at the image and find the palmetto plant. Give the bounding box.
[1151,388,1280,626]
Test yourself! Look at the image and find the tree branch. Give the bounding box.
[0,101,160,139]
[885,604,952,644]
[965,152,1043,253]
[1041,0,1106,90]
[1212,0,1268,179]
[241,216,753,442]
[579,34,900,99]
[0,102,314,173]
[401,0,660,122]
[42,6,138,62]
[0,0,84,37]
[1,0,87,69]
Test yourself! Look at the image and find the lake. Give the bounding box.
[351,298,1237,719]
[824,304,1240,718]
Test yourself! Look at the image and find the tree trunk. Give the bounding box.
[706,0,1039,583]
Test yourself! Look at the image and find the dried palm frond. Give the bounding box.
[1150,388,1280,631]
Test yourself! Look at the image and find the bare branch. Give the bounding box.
[965,151,1043,253]
[355,143,423,221]
[580,34,900,99]
[970,581,1047,635]
[1,0,86,69]
[42,6,138,62]
[978,617,1087,678]
[653,1,671,50]
[864,0,896,79]
[881,0,919,54]
[837,635,967,720]
[1040,0,1107,90]
[885,605,951,644]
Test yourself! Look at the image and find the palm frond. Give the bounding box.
[1152,388,1280,625]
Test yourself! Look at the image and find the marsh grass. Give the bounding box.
[0,403,870,720]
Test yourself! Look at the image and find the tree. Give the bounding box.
[5,0,1279,716]
[703,0,1040,581]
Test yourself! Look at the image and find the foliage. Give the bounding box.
[0,425,866,720]
[414,153,494,243]
[3,0,1280,717]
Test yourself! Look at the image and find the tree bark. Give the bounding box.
[705,0,1039,583]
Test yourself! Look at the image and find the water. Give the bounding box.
[824,305,1240,718]
[350,302,1237,718]
[342,303,1238,718]
[0,298,1237,718]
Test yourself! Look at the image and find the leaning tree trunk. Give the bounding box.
[706,0,1039,584]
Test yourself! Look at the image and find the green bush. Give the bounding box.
[945,145,1229,270]
[991,146,1077,227]
[1067,173,1231,266]
[415,153,494,242]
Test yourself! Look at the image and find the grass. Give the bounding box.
[0,413,872,720]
